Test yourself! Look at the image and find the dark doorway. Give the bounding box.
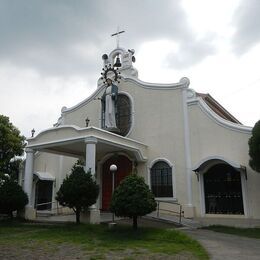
[102,155,132,211]
[204,163,244,214]
[35,180,53,210]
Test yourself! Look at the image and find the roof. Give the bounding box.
[196,92,241,124]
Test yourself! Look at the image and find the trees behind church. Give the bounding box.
[249,120,260,172]
[110,174,156,229]
[0,115,28,218]
[56,161,99,224]
[0,115,25,179]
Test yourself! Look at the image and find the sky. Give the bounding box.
[0,0,259,138]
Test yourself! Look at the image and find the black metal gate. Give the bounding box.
[204,164,244,214]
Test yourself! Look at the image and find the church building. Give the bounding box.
[22,45,260,226]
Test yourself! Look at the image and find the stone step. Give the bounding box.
[36,210,55,217]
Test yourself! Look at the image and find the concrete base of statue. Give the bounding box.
[105,127,120,134]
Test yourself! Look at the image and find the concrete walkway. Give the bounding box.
[182,228,260,260]
[147,211,202,228]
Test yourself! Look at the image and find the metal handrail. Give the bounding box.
[36,201,57,207]
[156,200,183,224]
[35,201,67,217]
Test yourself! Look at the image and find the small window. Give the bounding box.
[151,161,173,197]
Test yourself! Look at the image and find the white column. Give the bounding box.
[85,137,97,175]
[23,148,36,220]
[24,148,34,206]
[181,80,194,218]
[83,137,100,224]
[182,87,192,206]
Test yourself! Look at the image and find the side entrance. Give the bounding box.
[102,155,132,211]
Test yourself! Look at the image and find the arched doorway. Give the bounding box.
[204,163,244,214]
[102,155,132,211]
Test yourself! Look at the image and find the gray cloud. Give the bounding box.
[232,0,260,55]
[165,35,216,69]
[0,0,215,77]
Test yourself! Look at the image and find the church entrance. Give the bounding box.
[204,163,244,214]
[102,155,132,211]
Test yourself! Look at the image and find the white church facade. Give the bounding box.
[22,46,260,226]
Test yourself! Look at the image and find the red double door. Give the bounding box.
[102,155,132,211]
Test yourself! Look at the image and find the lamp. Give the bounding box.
[85,117,90,127]
[31,128,35,137]
[110,164,117,223]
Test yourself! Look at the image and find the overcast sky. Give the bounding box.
[0,0,259,138]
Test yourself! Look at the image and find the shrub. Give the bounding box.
[0,173,28,218]
[56,162,99,224]
[110,174,156,229]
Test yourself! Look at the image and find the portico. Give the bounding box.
[24,125,148,222]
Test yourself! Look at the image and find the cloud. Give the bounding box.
[232,0,260,55]
[164,35,216,69]
[0,0,219,137]
[0,0,215,77]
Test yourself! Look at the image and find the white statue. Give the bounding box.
[102,78,118,129]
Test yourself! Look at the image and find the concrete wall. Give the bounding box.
[188,103,260,218]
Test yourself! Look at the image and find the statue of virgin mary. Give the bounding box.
[103,78,118,129]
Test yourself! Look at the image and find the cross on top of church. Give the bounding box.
[111,27,125,48]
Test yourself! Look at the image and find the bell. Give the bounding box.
[114,56,121,67]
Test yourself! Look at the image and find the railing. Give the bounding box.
[156,200,184,224]
[35,201,69,217]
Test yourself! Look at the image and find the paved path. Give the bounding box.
[182,228,260,260]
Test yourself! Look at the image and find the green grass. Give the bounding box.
[203,225,260,239]
[0,220,209,259]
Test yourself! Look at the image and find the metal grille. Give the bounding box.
[151,161,173,197]
[204,164,244,214]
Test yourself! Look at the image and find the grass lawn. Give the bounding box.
[203,225,260,239]
[0,220,209,259]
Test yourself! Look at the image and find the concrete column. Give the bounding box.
[23,148,36,219]
[83,137,100,224]
[24,148,34,206]
[181,81,195,218]
[85,137,97,175]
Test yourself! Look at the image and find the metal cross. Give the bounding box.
[111,27,125,48]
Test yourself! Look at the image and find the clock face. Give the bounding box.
[101,64,121,84]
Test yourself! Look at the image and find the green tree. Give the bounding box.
[110,174,157,229]
[249,120,260,172]
[0,115,25,176]
[56,162,99,224]
[0,173,28,218]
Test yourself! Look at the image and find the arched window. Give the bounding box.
[101,93,132,136]
[116,94,131,136]
[150,161,173,197]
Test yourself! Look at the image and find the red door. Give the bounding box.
[102,155,132,211]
